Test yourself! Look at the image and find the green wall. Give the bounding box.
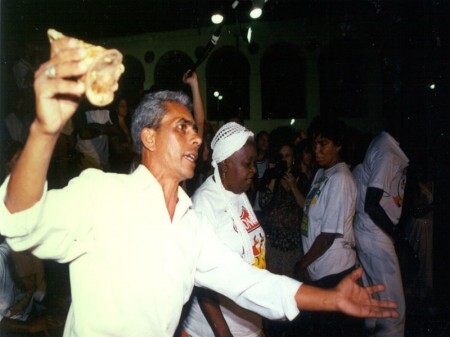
[94,18,384,135]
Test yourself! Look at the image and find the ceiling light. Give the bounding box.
[211,13,224,24]
[249,0,267,19]
[249,8,262,19]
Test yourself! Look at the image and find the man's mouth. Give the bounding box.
[184,153,197,162]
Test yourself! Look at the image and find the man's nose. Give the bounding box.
[314,144,320,154]
[192,132,202,148]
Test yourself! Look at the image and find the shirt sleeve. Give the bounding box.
[320,172,356,235]
[367,150,394,193]
[193,214,301,321]
[0,171,99,263]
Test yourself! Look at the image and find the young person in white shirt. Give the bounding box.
[296,118,361,336]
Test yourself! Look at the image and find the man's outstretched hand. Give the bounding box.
[295,267,399,319]
[335,268,399,318]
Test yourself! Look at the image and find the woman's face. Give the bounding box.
[301,150,312,166]
[279,145,294,170]
[313,134,341,169]
[117,99,128,117]
[221,141,257,194]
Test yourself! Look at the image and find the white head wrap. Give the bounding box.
[210,122,257,265]
[211,122,254,169]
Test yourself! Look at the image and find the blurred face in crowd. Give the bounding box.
[257,133,269,152]
[117,98,129,118]
[301,148,313,166]
[313,134,341,169]
[221,141,257,195]
[279,145,294,170]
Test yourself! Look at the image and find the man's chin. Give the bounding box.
[181,169,195,181]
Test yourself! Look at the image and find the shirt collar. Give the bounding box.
[131,165,193,222]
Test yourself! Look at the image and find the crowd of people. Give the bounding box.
[0,30,434,337]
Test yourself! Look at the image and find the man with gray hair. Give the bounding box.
[1,34,398,337]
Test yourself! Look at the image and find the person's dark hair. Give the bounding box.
[131,90,192,154]
[308,117,346,147]
[295,138,313,161]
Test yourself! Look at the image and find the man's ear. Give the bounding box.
[141,128,156,152]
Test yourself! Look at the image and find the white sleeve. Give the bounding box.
[367,149,394,192]
[320,173,355,235]
[193,215,301,321]
[0,171,99,262]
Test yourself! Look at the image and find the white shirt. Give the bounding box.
[183,176,266,337]
[354,132,409,233]
[0,165,301,337]
[301,162,357,281]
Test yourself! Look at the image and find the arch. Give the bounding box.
[153,50,194,94]
[205,46,250,122]
[261,42,306,119]
[119,54,145,109]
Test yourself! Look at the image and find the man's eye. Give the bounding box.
[178,124,187,130]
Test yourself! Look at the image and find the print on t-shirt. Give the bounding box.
[301,175,329,236]
[234,206,266,269]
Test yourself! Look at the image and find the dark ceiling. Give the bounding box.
[1,0,448,59]
[2,0,309,41]
[3,0,445,41]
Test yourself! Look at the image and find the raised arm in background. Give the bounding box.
[183,69,204,138]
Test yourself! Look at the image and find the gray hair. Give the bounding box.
[131,90,192,154]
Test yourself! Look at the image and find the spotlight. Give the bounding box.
[249,0,266,19]
[249,8,262,19]
[214,91,220,97]
[211,13,224,24]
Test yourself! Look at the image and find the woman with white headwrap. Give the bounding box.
[182,122,266,337]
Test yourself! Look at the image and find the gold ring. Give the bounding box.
[45,66,56,78]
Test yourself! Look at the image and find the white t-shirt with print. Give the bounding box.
[354,132,409,232]
[301,162,357,281]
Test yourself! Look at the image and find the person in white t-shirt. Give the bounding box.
[182,122,266,337]
[353,131,409,337]
[296,118,361,336]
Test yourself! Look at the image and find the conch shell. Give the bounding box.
[47,29,125,107]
